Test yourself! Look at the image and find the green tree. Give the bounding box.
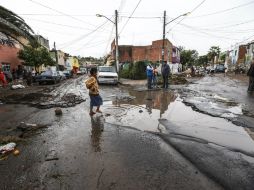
[196,55,208,66]
[0,5,35,44]
[220,53,226,63]
[18,44,56,71]
[180,49,198,67]
[207,46,220,64]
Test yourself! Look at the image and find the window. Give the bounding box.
[1,63,10,72]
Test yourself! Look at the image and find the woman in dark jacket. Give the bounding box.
[247,59,254,92]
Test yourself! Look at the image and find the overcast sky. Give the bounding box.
[1,0,254,57]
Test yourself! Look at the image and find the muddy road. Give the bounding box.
[0,75,254,190]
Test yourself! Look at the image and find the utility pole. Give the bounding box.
[54,42,58,69]
[162,10,166,64]
[115,10,119,73]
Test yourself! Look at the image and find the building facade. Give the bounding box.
[0,32,25,71]
[111,39,173,64]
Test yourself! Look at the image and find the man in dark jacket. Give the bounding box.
[162,61,170,89]
[247,59,254,92]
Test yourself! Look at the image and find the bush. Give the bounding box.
[120,61,147,80]
[130,61,147,80]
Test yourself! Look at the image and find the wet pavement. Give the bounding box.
[0,74,254,189]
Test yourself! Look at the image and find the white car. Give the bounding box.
[98,66,118,85]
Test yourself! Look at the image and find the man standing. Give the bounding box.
[247,58,254,92]
[146,64,153,89]
[162,61,170,89]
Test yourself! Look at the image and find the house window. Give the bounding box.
[1,63,11,72]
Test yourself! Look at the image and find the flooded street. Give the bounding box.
[1,75,254,189]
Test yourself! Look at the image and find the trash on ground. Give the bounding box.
[0,142,16,154]
[11,84,25,89]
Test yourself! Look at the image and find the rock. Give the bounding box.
[55,108,62,115]
[139,110,143,113]
[13,149,20,156]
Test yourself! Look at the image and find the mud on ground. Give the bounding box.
[0,82,85,109]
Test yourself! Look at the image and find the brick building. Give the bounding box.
[0,32,26,71]
[111,39,174,63]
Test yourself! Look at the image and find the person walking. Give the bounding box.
[152,65,158,88]
[162,61,170,89]
[85,67,103,116]
[247,58,254,92]
[0,68,7,88]
[146,64,153,89]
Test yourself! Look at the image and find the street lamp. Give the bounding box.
[96,10,119,74]
[162,11,190,63]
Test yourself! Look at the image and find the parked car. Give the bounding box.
[63,70,72,79]
[215,64,226,73]
[80,68,87,74]
[98,66,118,85]
[57,71,66,80]
[35,70,61,85]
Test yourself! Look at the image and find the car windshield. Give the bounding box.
[99,67,115,72]
[41,70,53,76]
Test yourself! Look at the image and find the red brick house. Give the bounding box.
[111,39,173,63]
[0,32,28,72]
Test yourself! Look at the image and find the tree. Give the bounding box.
[196,55,208,66]
[18,44,56,71]
[220,53,226,63]
[207,46,220,64]
[180,49,199,67]
[0,5,35,44]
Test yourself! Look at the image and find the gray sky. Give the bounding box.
[1,0,254,57]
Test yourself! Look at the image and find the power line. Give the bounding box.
[166,0,206,34]
[59,20,109,49]
[18,13,114,17]
[176,22,240,41]
[28,0,96,27]
[203,18,254,30]
[23,17,94,31]
[104,25,115,54]
[73,16,115,52]
[189,0,254,18]
[120,16,162,19]
[119,0,143,34]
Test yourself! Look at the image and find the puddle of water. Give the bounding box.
[161,97,254,156]
[101,87,254,156]
[102,90,176,132]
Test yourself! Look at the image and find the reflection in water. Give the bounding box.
[126,89,177,116]
[90,116,104,152]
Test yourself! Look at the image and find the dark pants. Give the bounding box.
[162,75,169,89]
[248,77,254,92]
[147,76,152,89]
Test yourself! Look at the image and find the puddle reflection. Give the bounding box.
[90,116,104,152]
[102,89,176,132]
[113,89,176,116]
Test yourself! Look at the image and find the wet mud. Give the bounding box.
[1,74,254,189]
[0,77,86,109]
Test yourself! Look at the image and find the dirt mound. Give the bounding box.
[170,75,189,85]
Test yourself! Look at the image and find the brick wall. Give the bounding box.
[116,39,173,63]
[237,45,247,64]
[0,45,22,70]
